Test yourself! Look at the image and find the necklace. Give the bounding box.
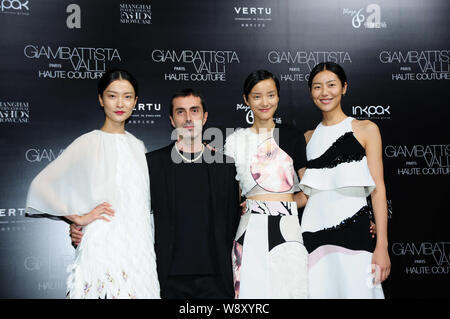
[175,143,205,163]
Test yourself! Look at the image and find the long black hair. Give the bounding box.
[308,62,347,89]
[243,69,280,100]
[97,69,139,97]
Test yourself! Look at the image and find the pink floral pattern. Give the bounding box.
[250,137,295,193]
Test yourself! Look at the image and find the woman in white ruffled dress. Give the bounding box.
[26,69,160,299]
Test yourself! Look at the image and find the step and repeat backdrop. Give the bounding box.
[0,0,449,298]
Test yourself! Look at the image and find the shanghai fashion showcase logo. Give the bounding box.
[0,101,30,124]
[120,3,151,24]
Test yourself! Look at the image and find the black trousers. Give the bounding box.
[162,274,233,299]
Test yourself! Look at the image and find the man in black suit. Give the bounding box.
[146,89,240,298]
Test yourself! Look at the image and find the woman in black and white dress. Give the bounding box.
[300,62,390,298]
[225,70,309,299]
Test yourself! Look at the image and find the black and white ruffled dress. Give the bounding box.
[225,127,308,299]
[299,117,384,299]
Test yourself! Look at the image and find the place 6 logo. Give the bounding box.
[236,103,254,125]
[120,3,151,24]
[235,103,281,125]
[0,0,30,15]
[151,49,240,82]
[0,101,30,124]
[23,45,122,80]
[351,104,391,120]
[392,242,450,275]
[128,101,162,125]
[379,50,450,81]
[267,50,352,82]
[342,4,387,29]
[232,4,272,28]
[384,144,450,176]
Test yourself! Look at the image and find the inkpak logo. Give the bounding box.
[233,5,272,28]
[0,101,30,123]
[379,50,450,81]
[268,50,352,82]
[25,148,64,162]
[352,104,391,120]
[1,0,30,15]
[120,3,151,24]
[392,242,450,275]
[129,101,162,125]
[151,49,240,82]
[384,144,450,176]
[343,4,386,29]
[24,45,121,80]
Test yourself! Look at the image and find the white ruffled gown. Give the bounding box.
[26,130,160,298]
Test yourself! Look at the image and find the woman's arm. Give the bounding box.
[294,167,308,208]
[293,130,314,208]
[65,202,115,226]
[354,120,391,284]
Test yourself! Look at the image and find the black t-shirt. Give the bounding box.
[170,148,217,275]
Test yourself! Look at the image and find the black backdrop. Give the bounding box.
[0,0,449,298]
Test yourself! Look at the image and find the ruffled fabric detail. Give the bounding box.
[300,127,375,196]
[300,156,376,196]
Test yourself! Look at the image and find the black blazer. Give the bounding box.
[146,143,240,296]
